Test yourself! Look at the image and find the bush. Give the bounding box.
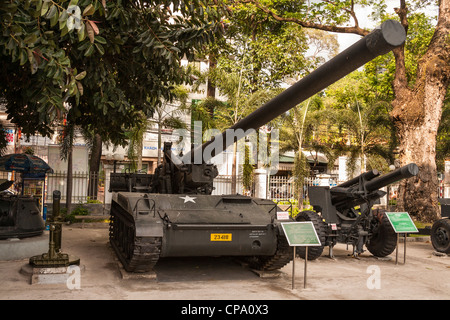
[63,205,89,224]
[274,200,314,219]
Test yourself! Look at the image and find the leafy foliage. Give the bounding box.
[363,12,436,101]
[0,0,226,145]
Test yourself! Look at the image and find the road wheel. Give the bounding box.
[431,218,450,254]
[294,210,326,260]
[366,209,397,257]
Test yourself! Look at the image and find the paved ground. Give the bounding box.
[0,223,449,301]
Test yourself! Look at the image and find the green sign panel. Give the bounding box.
[281,222,321,246]
[385,212,418,233]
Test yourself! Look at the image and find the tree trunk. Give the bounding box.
[391,0,450,222]
[157,120,162,166]
[88,133,102,199]
[207,54,217,98]
[231,142,237,194]
[66,148,73,215]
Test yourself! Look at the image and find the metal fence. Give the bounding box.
[46,171,104,204]
[212,175,244,195]
[268,175,338,202]
[38,171,450,205]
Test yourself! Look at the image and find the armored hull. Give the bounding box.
[109,192,292,272]
[0,195,45,239]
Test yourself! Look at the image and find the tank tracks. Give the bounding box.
[109,205,161,273]
[245,235,293,271]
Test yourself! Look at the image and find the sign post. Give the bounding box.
[281,222,321,289]
[385,212,418,265]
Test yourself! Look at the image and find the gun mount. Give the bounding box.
[108,20,408,272]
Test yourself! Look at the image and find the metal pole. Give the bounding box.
[304,246,308,289]
[403,233,407,264]
[396,233,399,265]
[292,246,296,290]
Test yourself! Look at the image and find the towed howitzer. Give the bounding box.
[303,163,419,259]
[109,20,408,272]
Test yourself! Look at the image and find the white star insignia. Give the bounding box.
[179,195,197,203]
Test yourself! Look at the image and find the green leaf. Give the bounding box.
[59,55,70,66]
[94,43,104,55]
[50,8,59,27]
[58,10,68,22]
[94,36,106,44]
[46,4,57,19]
[40,1,49,16]
[83,4,95,16]
[60,24,69,37]
[23,34,38,45]
[35,0,43,13]
[59,18,67,30]
[19,49,27,65]
[78,23,86,42]
[75,71,86,80]
[77,40,91,51]
[27,48,33,63]
[84,44,94,56]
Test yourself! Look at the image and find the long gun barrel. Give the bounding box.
[364,163,419,192]
[330,163,419,210]
[187,20,406,163]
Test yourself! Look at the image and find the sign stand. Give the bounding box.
[395,233,409,265]
[292,246,296,290]
[281,222,321,290]
[304,246,308,289]
[385,212,418,265]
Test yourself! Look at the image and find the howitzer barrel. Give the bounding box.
[364,163,419,192]
[337,169,380,188]
[190,20,406,163]
[330,163,418,210]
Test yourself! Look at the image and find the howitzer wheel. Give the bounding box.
[366,209,397,257]
[295,211,327,260]
[431,218,450,254]
[109,205,161,273]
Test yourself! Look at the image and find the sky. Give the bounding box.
[336,0,439,52]
[336,1,396,52]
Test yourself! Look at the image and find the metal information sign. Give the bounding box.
[281,221,321,246]
[385,212,418,233]
[281,222,321,289]
[385,212,418,265]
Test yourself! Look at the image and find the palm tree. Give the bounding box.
[126,85,190,171]
[328,99,397,176]
[279,95,329,209]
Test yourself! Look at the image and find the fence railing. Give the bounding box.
[212,175,243,195]
[37,171,450,205]
[268,175,339,202]
[45,171,104,204]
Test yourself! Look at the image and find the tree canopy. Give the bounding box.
[0,0,227,146]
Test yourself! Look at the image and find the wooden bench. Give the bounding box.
[74,215,108,229]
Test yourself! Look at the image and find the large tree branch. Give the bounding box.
[236,0,369,36]
[392,0,409,94]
